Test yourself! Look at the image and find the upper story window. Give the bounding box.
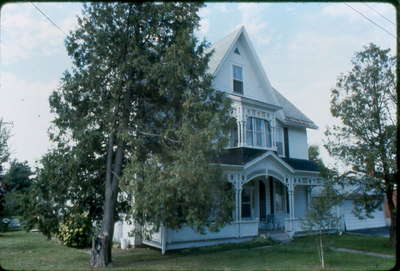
[229,122,238,147]
[246,117,272,148]
[232,65,243,94]
[275,127,284,156]
[265,121,272,148]
[246,117,253,146]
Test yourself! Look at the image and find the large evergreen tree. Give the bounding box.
[46,3,233,267]
[325,43,396,246]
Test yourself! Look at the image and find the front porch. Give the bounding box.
[232,177,318,236]
[142,151,323,252]
[226,151,323,237]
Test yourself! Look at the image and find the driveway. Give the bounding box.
[348,226,389,238]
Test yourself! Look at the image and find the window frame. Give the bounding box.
[246,116,254,146]
[229,121,239,148]
[275,126,285,157]
[232,64,244,94]
[241,186,253,219]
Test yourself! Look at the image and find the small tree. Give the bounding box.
[2,160,33,217]
[325,43,396,246]
[302,184,342,269]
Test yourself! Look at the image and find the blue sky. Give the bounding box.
[0,2,396,168]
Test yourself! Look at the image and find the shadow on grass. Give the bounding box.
[111,238,276,268]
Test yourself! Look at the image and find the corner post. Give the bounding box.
[287,177,295,233]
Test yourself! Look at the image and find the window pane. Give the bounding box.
[242,204,251,218]
[265,121,272,147]
[246,117,253,145]
[230,122,238,147]
[233,80,243,93]
[233,65,243,81]
[242,189,251,203]
[276,127,284,155]
[241,188,251,218]
[255,118,262,146]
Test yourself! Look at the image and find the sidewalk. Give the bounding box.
[333,247,394,259]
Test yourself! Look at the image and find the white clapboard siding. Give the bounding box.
[342,200,386,230]
[294,185,307,218]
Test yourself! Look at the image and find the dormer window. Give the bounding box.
[232,65,243,94]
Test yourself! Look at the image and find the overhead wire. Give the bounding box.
[363,3,395,26]
[30,2,67,36]
[343,3,396,40]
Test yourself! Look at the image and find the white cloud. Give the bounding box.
[216,3,230,13]
[0,72,57,165]
[236,3,272,46]
[322,2,396,28]
[1,3,80,65]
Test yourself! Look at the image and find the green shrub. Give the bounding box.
[0,218,10,232]
[57,213,92,248]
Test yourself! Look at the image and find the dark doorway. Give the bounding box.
[259,181,266,220]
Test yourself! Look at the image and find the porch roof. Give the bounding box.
[216,148,320,172]
[282,157,319,172]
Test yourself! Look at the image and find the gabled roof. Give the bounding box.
[272,88,318,129]
[282,157,319,172]
[207,27,242,75]
[208,26,318,130]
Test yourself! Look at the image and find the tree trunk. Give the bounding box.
[386,188,396,247]
[319,230,325,269]
[90,235,107,268]
[90,134,124,268]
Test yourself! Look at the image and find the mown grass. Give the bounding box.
[0,231,395,270]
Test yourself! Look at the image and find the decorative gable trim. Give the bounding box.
[244,151,295,173]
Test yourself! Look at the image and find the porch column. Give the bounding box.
[306,186,311,210]
[288,177,295,232]
[234,181,242,222]
[238,186,242,221]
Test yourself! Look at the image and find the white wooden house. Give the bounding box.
[114,26,387,252]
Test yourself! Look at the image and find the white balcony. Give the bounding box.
[229,118,284,156]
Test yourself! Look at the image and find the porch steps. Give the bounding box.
[260,231,291,243]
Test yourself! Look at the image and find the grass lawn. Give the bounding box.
[0,231,394,271]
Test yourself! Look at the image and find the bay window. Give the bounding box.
[245,117,273,149]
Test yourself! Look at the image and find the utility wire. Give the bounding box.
[30,2,67,36]
[363,3,395,26]
[344,3,396,40]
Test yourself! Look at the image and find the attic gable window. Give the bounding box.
[234,48,240,55]
[233,65,243,94]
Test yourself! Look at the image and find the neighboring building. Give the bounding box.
[113,26,387,253]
